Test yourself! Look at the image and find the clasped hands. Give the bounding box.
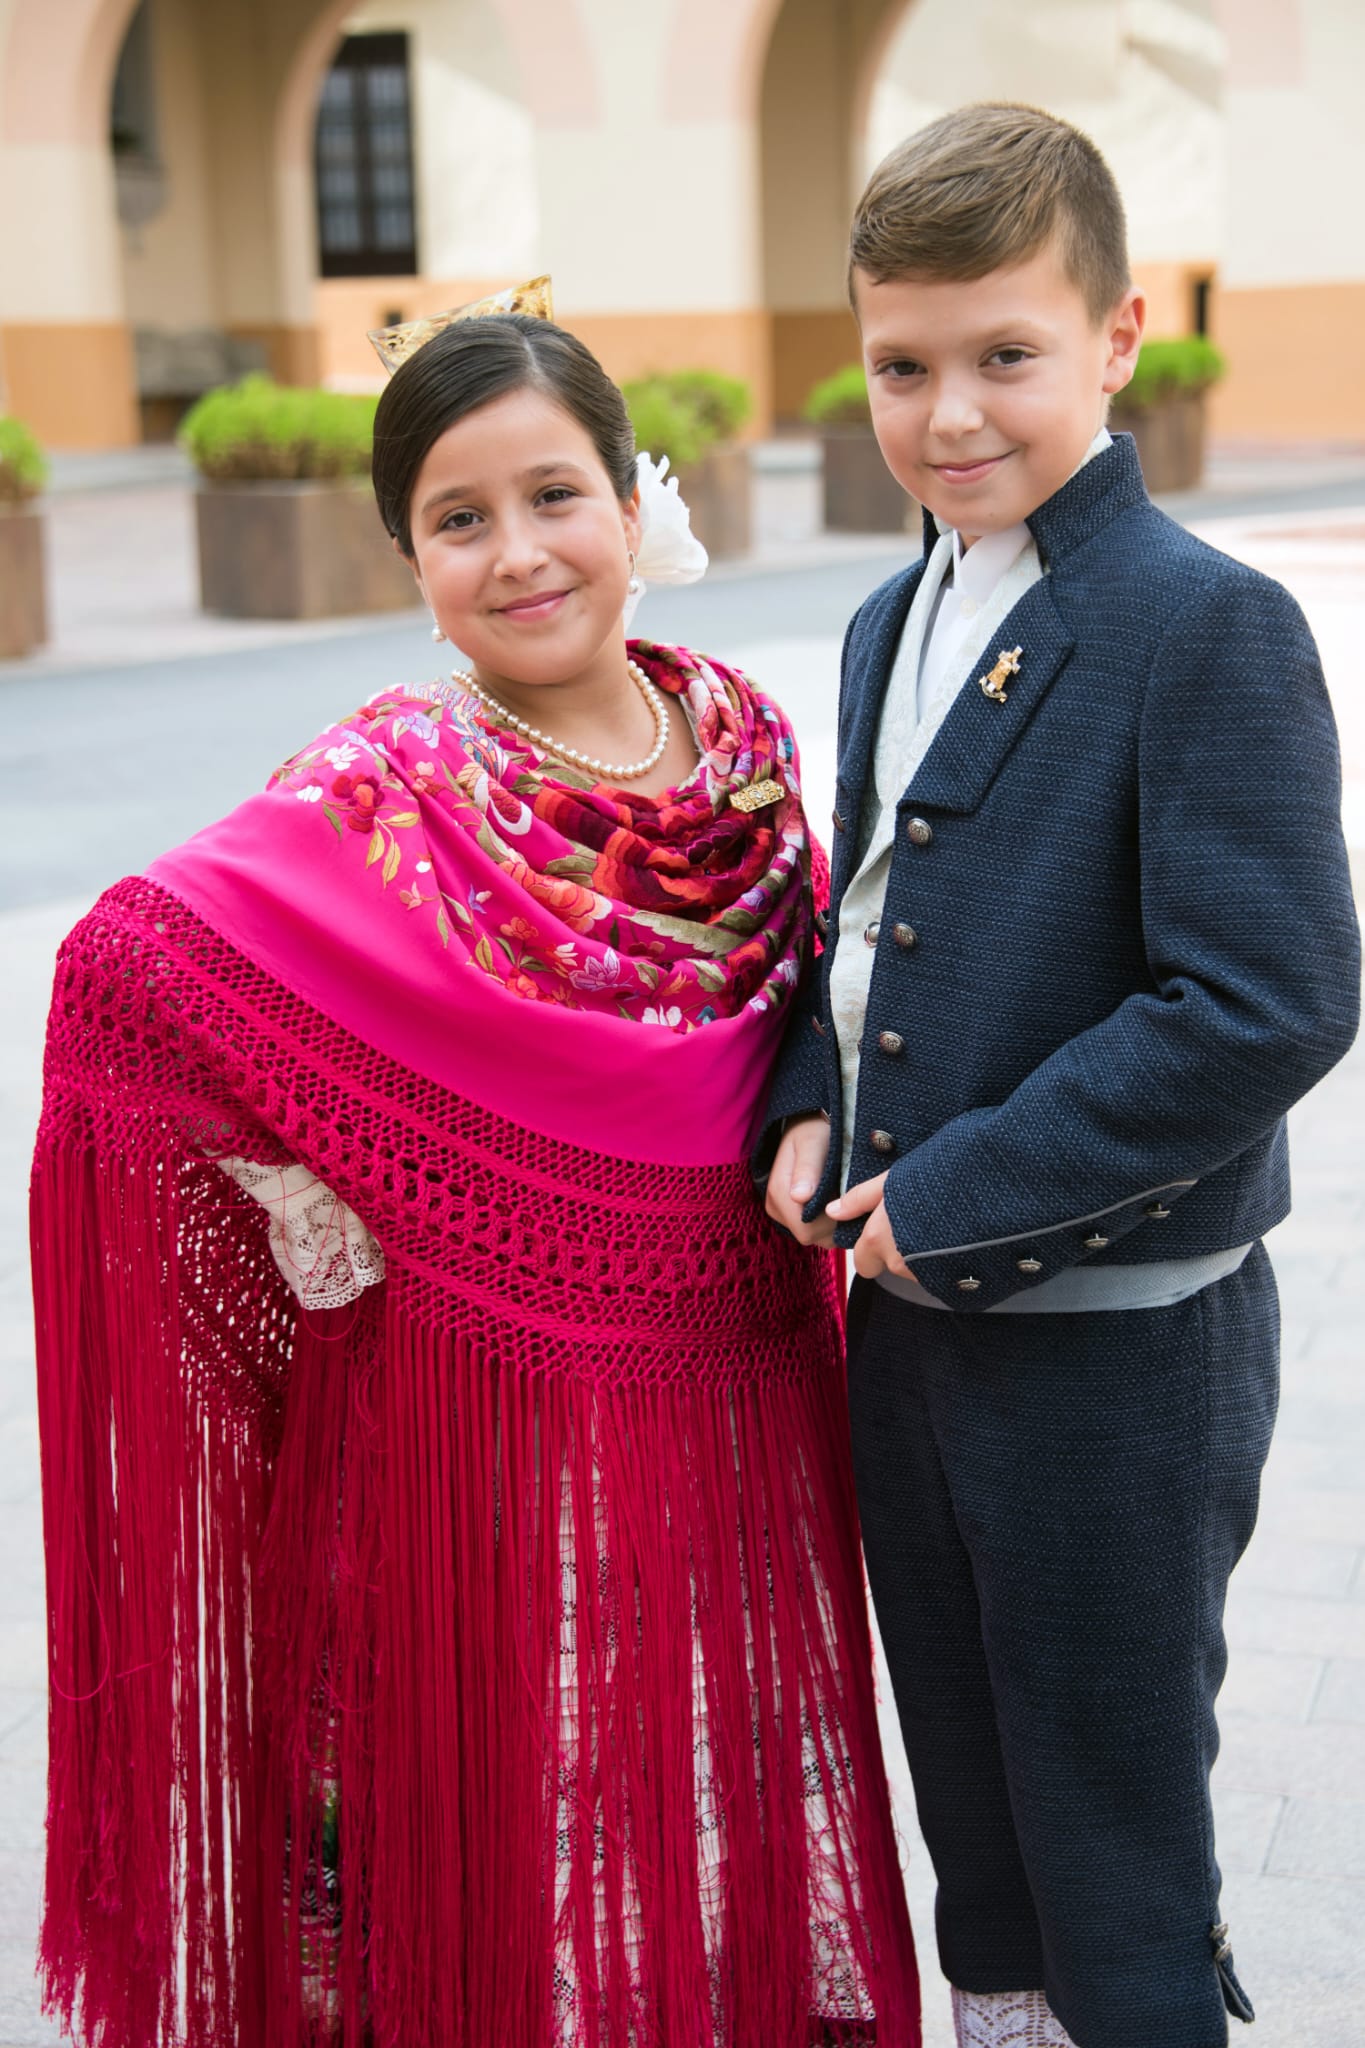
[764,1113,916,1282]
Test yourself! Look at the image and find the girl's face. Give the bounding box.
[406,385,641,692]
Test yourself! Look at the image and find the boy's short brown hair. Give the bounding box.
[850,101,1130,323]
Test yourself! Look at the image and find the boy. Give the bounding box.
[762,104,1360,2048]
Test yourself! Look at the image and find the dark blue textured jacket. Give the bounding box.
[759,433,1361,1310]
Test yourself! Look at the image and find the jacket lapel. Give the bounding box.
[835,561,924,850]
[903,575,1076,815]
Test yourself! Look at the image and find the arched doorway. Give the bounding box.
[0,0,549,445]
[868,1,1226,340]
[758,0,1229,423]
[286,0,543,393]
[0,0,144,445]
[758,0,906,421]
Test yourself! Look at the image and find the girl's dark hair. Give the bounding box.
[372,314,638,555]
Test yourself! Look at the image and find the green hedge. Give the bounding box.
[0,415,48,503]
[802,363,871,428]
[1113,335,1226,414]
[180,375,379,482]
[623,368,753,471]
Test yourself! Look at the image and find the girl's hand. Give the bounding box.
[766,1114,837,1246]
[826,1173,917,1282]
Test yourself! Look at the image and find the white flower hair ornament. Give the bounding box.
[625,452,709,627]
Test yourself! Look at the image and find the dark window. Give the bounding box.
[1191,275,1212,338]
[314,33,417,277]
[110,0,158,163]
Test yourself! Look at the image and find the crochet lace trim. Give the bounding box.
[952,1986,1078,2047]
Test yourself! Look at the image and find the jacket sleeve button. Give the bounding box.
[833,809,846,833]
[906,816,933,846]
[814,908,829,940]
[811,1015,826,1036]
[869,1129,897,1155]
[1084,1233,1110,1250]
[957,1275,982,1292]
[1145,1203,1172,1220]
[892,922,917,949]
[864,920,881,946]
[1016,1257,1043,1274]
[877,1030,905,1055]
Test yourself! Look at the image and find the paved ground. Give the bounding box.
[1,453,1363,2045]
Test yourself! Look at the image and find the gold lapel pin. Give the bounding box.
[980,645,1023,703]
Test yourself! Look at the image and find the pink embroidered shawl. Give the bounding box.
[154,641,814,1164]
[31,643,919,2048]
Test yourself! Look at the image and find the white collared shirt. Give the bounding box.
[915,518,1034,726]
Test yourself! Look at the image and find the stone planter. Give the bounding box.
[672,444,752,560]
[0,502,48,658]
[196,479,419,619]
[1111,391,1208,494]
[820,428,915,533]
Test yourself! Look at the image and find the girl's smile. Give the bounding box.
[495,587,574,621]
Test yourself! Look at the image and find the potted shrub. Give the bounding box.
[181,375,418,619]
[1110,336,1226,493]
[0,415,49,658]
[803,364,913,534]
[623,370,753,559]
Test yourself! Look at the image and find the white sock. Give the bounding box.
[951,1985,1079,2047]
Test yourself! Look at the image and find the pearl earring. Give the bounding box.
[627,548,643,599]
[430,617,447,643]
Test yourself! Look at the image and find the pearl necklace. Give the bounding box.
[453,660,670,780]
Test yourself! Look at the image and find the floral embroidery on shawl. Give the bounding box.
[273,640,812,1032]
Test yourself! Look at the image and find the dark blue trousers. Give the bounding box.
[846,1246,1279,2048]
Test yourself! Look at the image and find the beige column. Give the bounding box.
[188,0,338,388]
[760,0,902,419]
[0,0,142,446]
[512,0,783,429]
[1211,0,1365,438]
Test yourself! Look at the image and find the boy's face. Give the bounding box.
[853,242,1144,545]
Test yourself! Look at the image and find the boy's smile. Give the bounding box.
[853,243,1144,545]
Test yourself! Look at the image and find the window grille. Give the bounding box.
[315,33,418,278]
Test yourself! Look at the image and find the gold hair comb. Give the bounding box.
[367,274,555,377]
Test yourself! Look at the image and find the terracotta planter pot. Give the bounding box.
[820,428,915,534]
[0,501,48,658]
[672,444,752,560]
[196,479,419,620]
[1112,391,1208,494]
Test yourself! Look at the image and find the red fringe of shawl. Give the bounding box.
[32,878,919,2047]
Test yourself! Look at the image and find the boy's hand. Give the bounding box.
[826,1173,917,1282]
[766,1114,836,1246]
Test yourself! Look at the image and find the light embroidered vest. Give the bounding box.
[830,525,1042,1191]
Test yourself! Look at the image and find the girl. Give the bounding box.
[32,307,919,2047]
